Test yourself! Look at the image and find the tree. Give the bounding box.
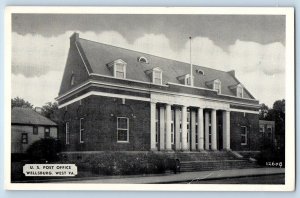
[259,103,269,120]
[41,102,59,122]
[11,97,33,109]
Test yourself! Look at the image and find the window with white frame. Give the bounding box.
[237,85,243,98]
[259,125,265,133]
[214,80,221,94]
[21,133,28,144]
[117,117,129,142]
[115,63,126,79]
[155,109,159,143]
[44,127,50,138]
[79,118,84,143]
[153,69,162,85]
[65,122,70,145]
[241,126,247,145]
[267,125,272,133]
[171,109,175,144]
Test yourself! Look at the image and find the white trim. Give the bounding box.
[58,91,150,108]
[240,126,247,145]
[230,108,259,114]
[167,82,217,92]
[152,68,162,85]
[117,117,129,143]
[75,41,91,75]
[79,118,84,143]
[65,122,70,145]
[90,73,169,87]
[57,80,260,109]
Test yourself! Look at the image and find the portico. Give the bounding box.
[150,93,231,151]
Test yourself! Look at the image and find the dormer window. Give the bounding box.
[213,79,221,94]
[229,83,244,98]
[145,67,162,85]
[138,56,149,64]
[152,68,162,85]
[177,74,193,86]
[107,59,127,79]
[237,84,244,98]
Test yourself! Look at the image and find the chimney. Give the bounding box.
[35,107,43,114]
[70,32,79,45]
[227,70,235,77]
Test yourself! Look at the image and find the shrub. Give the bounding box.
[58,152,175,176]
[26,138,62,162]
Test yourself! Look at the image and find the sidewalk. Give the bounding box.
[53,168,284,184]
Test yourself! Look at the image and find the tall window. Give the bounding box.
[21,133,28,144]
[187,109,190,143]
[65,122,70,145]
[79,118,84,143]
[115,63,126,79]
[70,75,75,86]
[117,117,129,142]
[237,85,243,98]
[241,126,247,145]
[155,109,159,143]
[44,127,50,138]
[33,125,38,135]
[153,70,162,85]
[259,125,265,133]
[214,80,221,94]
[171,109,175,144]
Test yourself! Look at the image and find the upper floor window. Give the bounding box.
[177,74,193,86]
[138,56,149,64]
[153,69,162,85]
[213,80,221,94]
[237,84,244,98]
[70,75,75,86]
[33,125,38,135]
[107,59,127,79]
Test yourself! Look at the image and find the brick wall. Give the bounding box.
[58,95,151,151]
[230,112,260,151]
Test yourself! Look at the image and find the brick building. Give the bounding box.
[56,33,261,152]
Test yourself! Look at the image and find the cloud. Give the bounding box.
[11,71,63,107]
[11,31,285,107]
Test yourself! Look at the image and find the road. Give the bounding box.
[179,174,285,184]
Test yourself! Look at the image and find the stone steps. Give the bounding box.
[180,160,260,172]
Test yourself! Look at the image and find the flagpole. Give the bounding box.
[189,36,193,86]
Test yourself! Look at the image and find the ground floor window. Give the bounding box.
[21,133,28,144]
[241,126,247,145]
[44,127,50,138]
[259,125,265,133]
[117,117,129,142]
[33,125,38,135]
[65,122,70,144]
[79,118,84,143]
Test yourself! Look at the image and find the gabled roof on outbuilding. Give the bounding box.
[75,34,255,99]
[11,107,57,126]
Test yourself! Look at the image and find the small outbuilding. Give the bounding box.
[11,107,58,153]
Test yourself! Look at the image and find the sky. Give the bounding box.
[11,14,286,107]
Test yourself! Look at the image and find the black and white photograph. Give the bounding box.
[5,7,295,191]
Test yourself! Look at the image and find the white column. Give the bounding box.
[197,108,204,150]
[205,111,210,150]
[211,109,217,151]
[190,111,196,151]
[181,106,188,151]
[223,110,231,150]
[150,102,157,151]
[175,108,181,150]
[159,106,165,151]
[165,104,172,151]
